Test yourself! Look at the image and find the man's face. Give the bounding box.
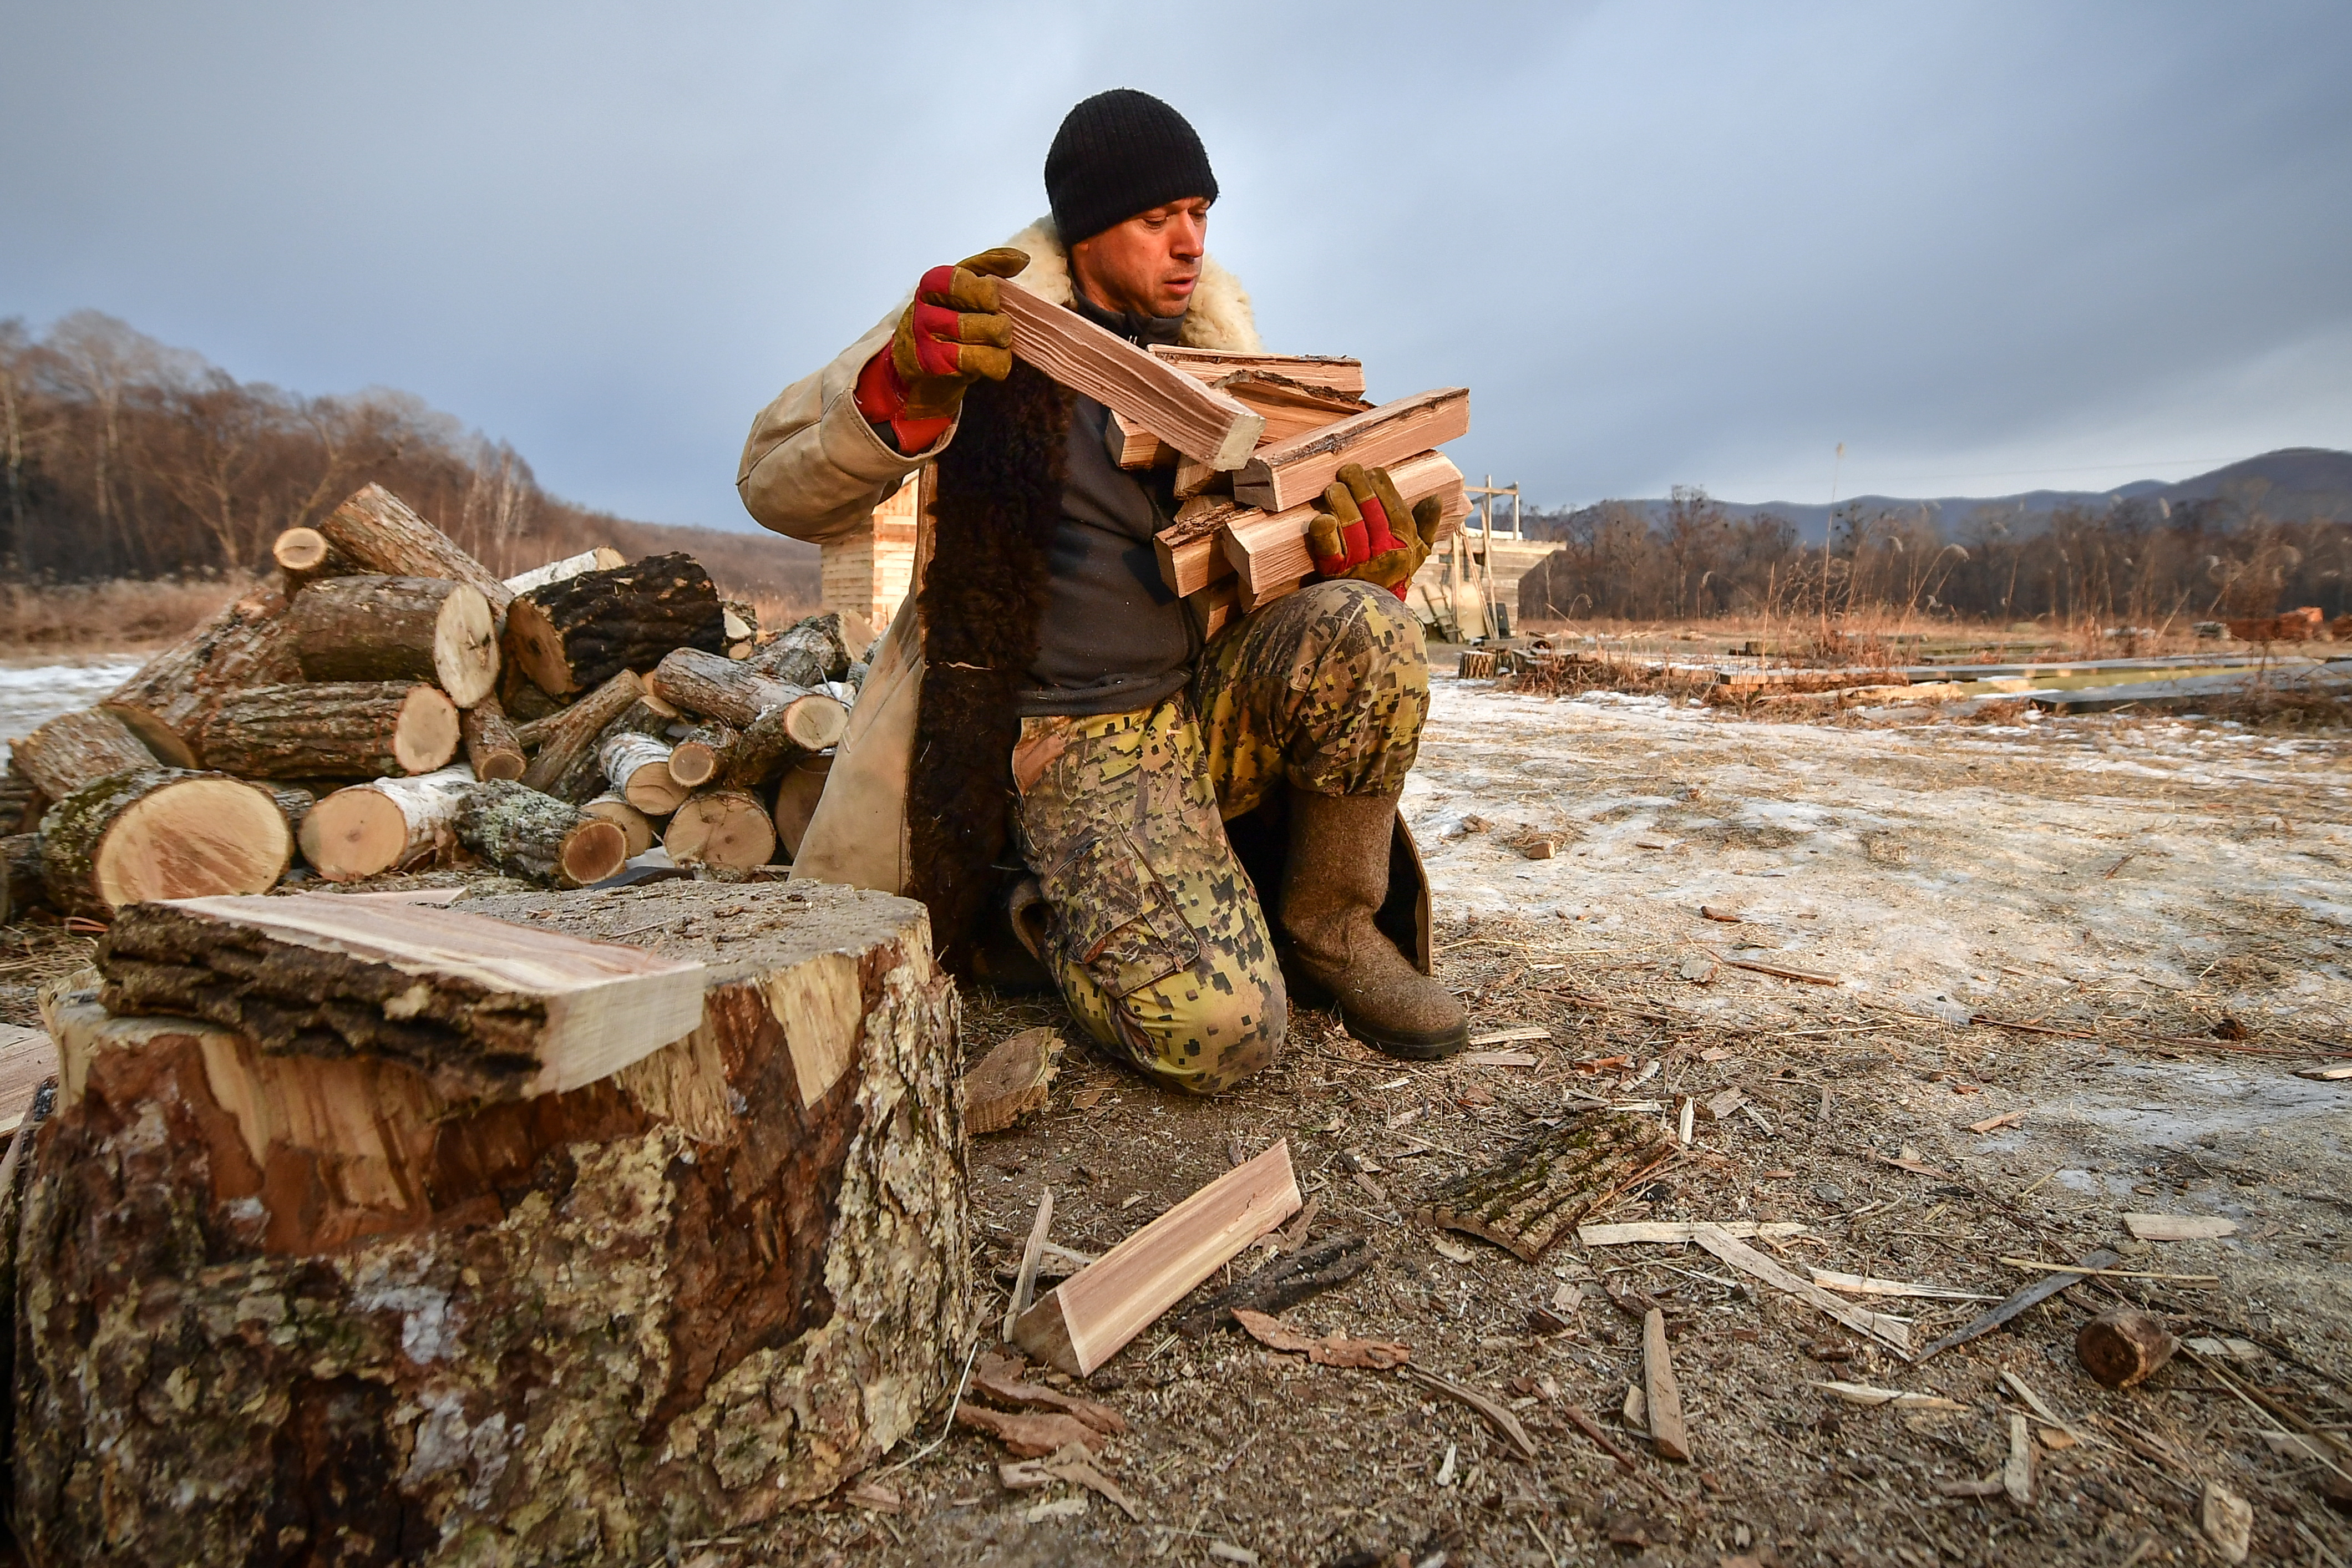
[1069,197,1211,318]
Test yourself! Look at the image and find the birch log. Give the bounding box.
[298,765,480,882]
[14,880,966,1562]
[600,732,687,814]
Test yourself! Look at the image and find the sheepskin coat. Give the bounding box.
[735,219,1265,950]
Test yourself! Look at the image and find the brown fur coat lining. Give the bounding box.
[905,361,1074,973]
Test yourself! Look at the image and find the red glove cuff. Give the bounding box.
[854,348,951,452]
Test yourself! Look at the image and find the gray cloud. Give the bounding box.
[4,1,2346,526]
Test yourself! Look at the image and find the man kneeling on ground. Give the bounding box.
[738,89,1466,1092]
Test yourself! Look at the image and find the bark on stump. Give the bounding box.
[505,552,723,697]
[201,682,460,779]
[37,769,293,916]
[457,779,628,887]
[460,697,527,782]
[290,575,500,708]
[298,765,479,882]
[101,579,303,768]
[12,879,969,1564]
[316,483,513,618]
[11,707,158,801]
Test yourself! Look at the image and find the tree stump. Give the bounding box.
[317,484,514,617]
[504,552,723,697]
[201,681,460,779]
[457,779,628,887]
[290,575,501,708]
[300,765,480,881]
[10,707,158,801]
[101,579,304,768]
[459,697,526,782]
[38,769,293,916]
[12,879,969,1563]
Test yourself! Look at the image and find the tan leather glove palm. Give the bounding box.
[1306,463,1442,597]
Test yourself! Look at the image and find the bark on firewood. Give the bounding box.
[460,696,526,782]
[97,891,704,1102]
[101,579,303,767]
[11,707,158,801]
[457,779,627,887]
[298,766,478,882]
[722,705,810,793]
[666,722,737,788]
[38,769,293,916]
[268,785,315,837]
[316,482,513,615]
[1415,1110,1672,1262]
[1175,1235,1373,1338]
[505,552,722,696]
[17,880,966,1561]
[0,760,46,835]
[516,669,643,800]
[601,732,686,814]
[663,788,775,875]
[496,656,561,723]
[1,832,47,924]
[200,681,460,778]
[2076,1306,2178,1389]
[656,648,849,747]
[771,754,832,859]
[748,612,853,688]
[580,793,657,857]
[500,545,626,597]
[290,574,501,708]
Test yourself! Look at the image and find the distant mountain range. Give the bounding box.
[1564,447,2352,544]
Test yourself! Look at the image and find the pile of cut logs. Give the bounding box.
[0,483,859,922]
[996,279,1472,636]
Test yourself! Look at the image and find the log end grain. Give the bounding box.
[394,686,462,774]
[40,770,292,914]
[432,582,501,708]
[272,526,330,572]
[962,1026,1059,1135]
[780,693,850,753]
[580,793,657,857]
[300,786,412,881]
[2076,1306,2178,1389]
[663,789,775,874]
[503,594,574,696]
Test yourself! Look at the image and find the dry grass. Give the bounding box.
[0,575,250,655]
[2202,671,2352,732]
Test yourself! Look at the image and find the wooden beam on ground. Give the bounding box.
[1012,1139,1300,1376]
[1149,347,1366,398]
[998,280,1265,469]
[1231,388,1469,514]
[1220,451,1469,604]
[98,892,705,1103]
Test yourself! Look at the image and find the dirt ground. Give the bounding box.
[2,669,2345,1567]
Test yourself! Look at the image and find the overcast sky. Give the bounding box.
[4,2,2349,529]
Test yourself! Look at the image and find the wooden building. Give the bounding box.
[821,476,921,629]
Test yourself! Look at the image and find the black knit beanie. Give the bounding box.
[1045,89,1218,246]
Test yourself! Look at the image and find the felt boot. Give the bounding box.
[1281,790,1468,1060]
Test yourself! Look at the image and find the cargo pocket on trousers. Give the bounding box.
[1039,829,1203,999]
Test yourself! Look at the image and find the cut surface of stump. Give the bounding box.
[98,890,707,1100]
[12,707,158,801]
[505,551,722,696]
[458,778,628,887]
[298,765,478,882]
[1415,1109,1671,1262]
[201,681,461,778]
[15,879,967,1562]
[663,788,777,873]
[38,769,293,916]
[290,573,500,707]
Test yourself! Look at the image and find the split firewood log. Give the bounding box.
[11,709,158,802]
[516,670,643,800]
[289,575,500,708]
[662,788,775,874]
[100,579,303,768]
[504,552,723,697]
[600,732,687,815]
[1,832,46,925]
[13,880,965,1559]
[654,649,848,747]
[199,682,460,779]
[455,779,627,887]
[580,793,657,857]
[460,697,526,782]
[37,769,292,916]
[666,722,736,788]
[315,483,513,616]
[298,765,479,882]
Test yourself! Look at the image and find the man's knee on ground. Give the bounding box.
[1143,983,1288,1095]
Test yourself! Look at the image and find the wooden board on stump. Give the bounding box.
[12,879,967,1561]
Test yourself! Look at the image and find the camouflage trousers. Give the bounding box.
[1011,579,1429,1094]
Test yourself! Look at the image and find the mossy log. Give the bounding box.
[1415,1109,1673,1262]
[290,574,501,708]
[516,670,643,802]
[457,779,628,887]
[298,765,479,882]
[663,788,776,874]
[11,707,158,801]
[655,649,849,748]
[201,681,460,779]
[316,483,513,616]
[460,696,527,782]
[504,552,723,697]
[100,579,304,767]
[13,880,968,1562]
[38,769,293,916]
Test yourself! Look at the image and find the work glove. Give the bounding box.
[1306,463,1443,600]
[854,247,1027,450]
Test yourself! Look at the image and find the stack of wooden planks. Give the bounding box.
[1,484,865,921]
[1001,295,1471,633]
